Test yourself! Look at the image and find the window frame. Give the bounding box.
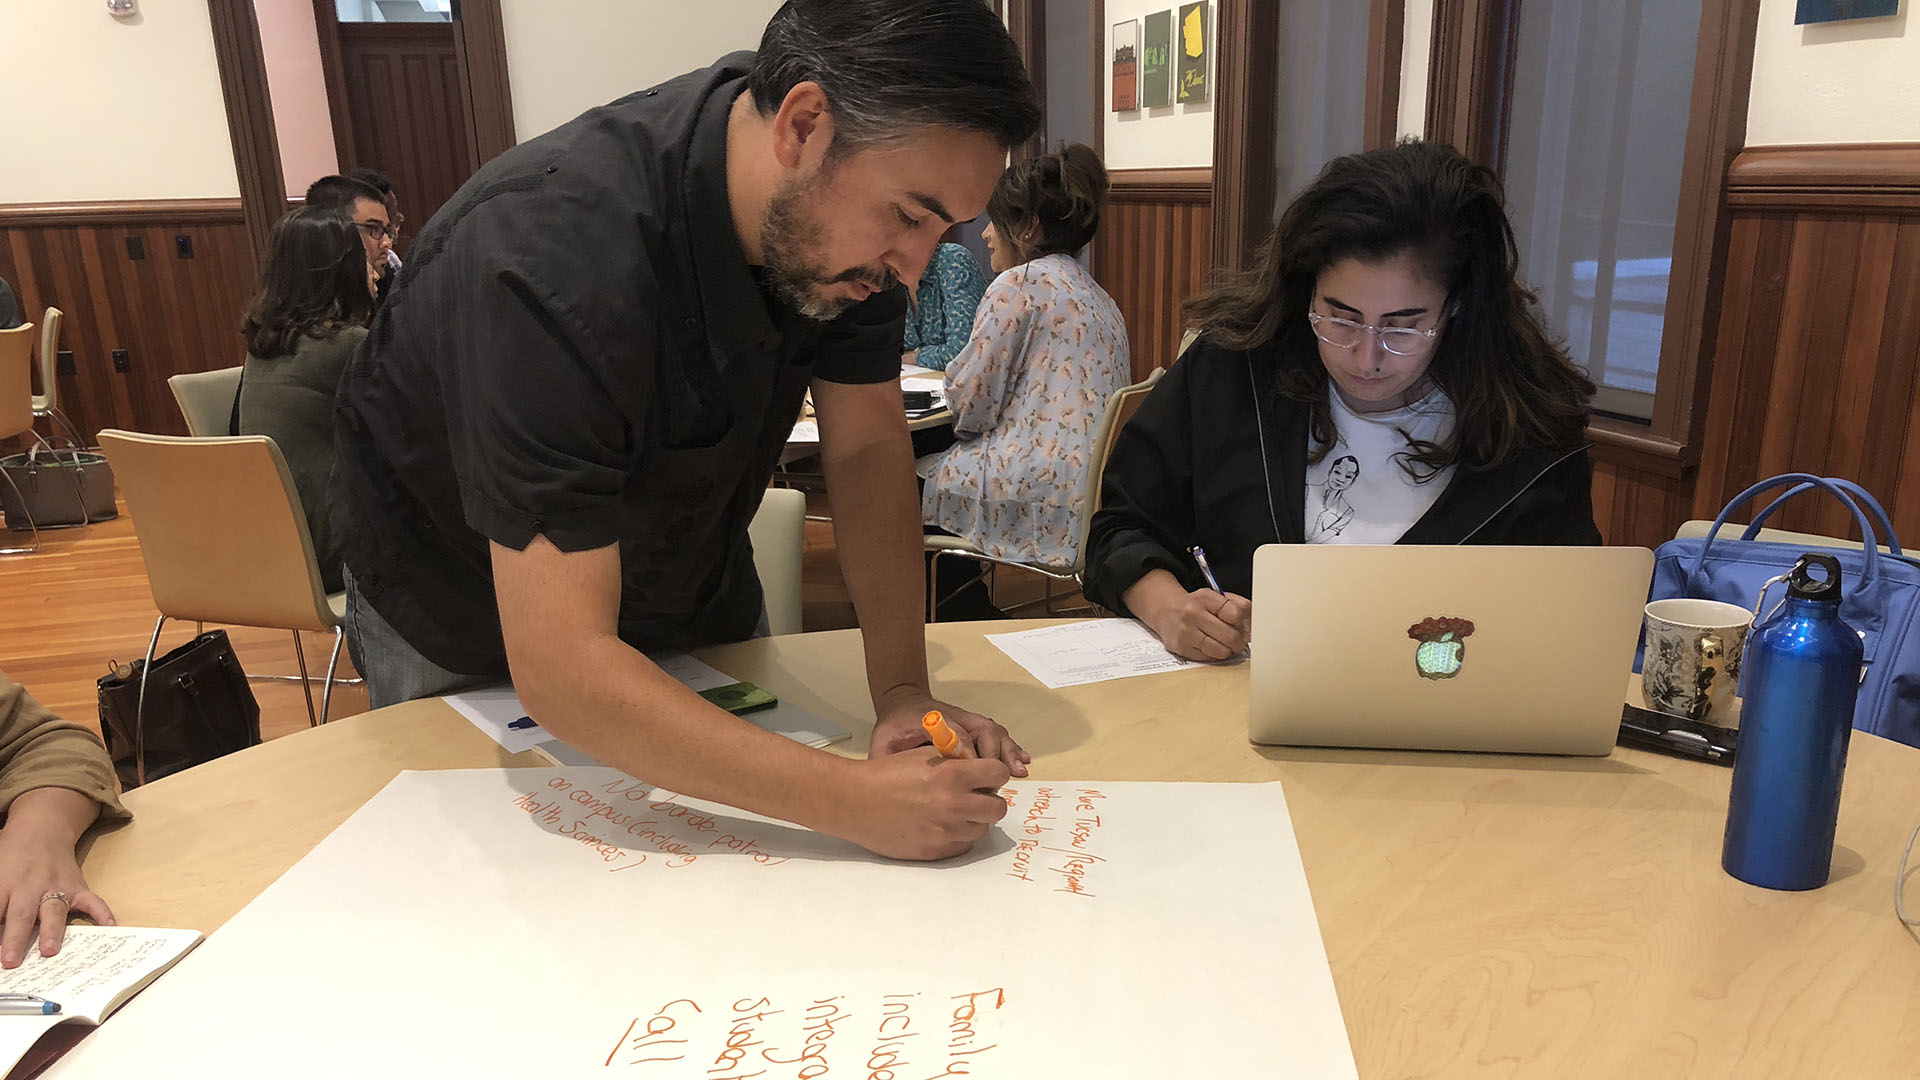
[1423,0,1760,479]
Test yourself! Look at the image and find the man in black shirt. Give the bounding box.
[332,0,1040,861]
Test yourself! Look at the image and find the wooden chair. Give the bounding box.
[97,430,348,728]
[0,323,42,555]
[747,486,806,635]
[166,367,243,437]
[926,366,1164,621]
[30,307,82,446]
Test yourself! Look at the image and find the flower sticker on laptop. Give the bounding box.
[1408,616,1475,680]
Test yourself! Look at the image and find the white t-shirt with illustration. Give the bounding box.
[1303,386,1457,544]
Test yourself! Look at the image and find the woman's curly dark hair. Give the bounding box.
[240,206,373,359]
[1183,140,1595,476]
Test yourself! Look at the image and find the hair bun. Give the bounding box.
[1052,142,1109,227]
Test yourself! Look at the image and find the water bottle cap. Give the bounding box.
[1786,552,1844,603]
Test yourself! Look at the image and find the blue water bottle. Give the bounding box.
[1722,553,1864,890]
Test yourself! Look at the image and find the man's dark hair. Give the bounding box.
[347,167,394,197]
[305,174,386,211]
[748,0,1039,155]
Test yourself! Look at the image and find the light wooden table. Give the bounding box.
[80,620,1920,1079]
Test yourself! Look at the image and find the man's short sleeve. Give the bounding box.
[810,285,910,384]
[431,229,646,555]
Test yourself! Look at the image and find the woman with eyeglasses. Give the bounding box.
[1083,141,1600,662]
[235,206,379,593]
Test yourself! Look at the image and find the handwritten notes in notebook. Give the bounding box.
[49,770,1356,1078]
[0,926,202,1076]
[986,618,1195,688]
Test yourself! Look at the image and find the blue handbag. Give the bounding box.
[1646,474,1920,748]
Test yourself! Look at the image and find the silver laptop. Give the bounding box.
[1249,545,1654,755]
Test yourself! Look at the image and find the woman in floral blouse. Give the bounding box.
[921,143,1130,618]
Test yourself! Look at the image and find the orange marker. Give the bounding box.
[922,710,975,759]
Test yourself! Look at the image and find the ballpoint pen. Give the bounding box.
[0,995,60,1016]
[1189,545,1224,594]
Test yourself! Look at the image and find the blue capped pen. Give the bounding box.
[1189,545,1224,594]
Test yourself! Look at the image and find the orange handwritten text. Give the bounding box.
[757,996,850,1079]
[606,989,1011,1075]
[606,997,702,1068]
[511,791,565,827]
[1022,787,1056,836]
[707,832,791,867]
[704,996,783,1079]
[917,989,1006,1078]
[999,787,1108,899]
[865,992,923,1079]
[1006,838,1038,883]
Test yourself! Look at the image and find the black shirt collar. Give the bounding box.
[680,71,783,370]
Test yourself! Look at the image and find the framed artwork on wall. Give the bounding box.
[1141,9,1173,109]
[1112,20,1139,111]
[1177,1,1211,104]
[1794,0,1899,21]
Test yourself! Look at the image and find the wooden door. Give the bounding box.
[333,22,474,256]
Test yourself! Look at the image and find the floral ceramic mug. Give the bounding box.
[1642,598,1753,726]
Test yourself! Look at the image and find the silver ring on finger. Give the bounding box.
[39,891,69,909]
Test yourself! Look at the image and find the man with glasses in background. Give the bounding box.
[305,174,397,295]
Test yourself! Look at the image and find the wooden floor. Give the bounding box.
[0,493,1078,744]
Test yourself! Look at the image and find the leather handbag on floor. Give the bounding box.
[1645,473,1920,748]
[98,630,261,788]
[0,446,118,529]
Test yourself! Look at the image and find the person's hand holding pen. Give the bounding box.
[868,691,1028,776]
[834,710,1011,861]
[1119,547,1252,663]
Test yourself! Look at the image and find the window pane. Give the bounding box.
[336,0,452,23]
[1502,0,1702,421]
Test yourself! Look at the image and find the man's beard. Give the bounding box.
[760,177,898,322]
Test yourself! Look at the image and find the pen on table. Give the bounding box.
[0,995,60,1015]
[921,710,975,760]
[1189,545,1224,594]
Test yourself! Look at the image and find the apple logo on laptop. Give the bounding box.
[1408,616,1476,680]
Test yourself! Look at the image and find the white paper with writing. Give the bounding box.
[48,771,1355,1078]
[986,619,1197,689]
[446,655,847,757]
[0,926,201,1074]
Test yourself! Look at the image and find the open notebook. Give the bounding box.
[0,926,201,1076]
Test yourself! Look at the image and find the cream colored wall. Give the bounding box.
[1103,0,1217,169]
[0,3,238,202]
[1396,0,1433,140]
[257,0,339,196]
[498,0,785,141]
[1747,0,1920,146]
[1396,0,1917,148]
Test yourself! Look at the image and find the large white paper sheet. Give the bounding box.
[50,770,1356,1078]
[986,618,1196,688]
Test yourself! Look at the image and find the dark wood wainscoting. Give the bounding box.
[1593,144,1920,549]
[1091,168,1214,382]
[0,200,256,440]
